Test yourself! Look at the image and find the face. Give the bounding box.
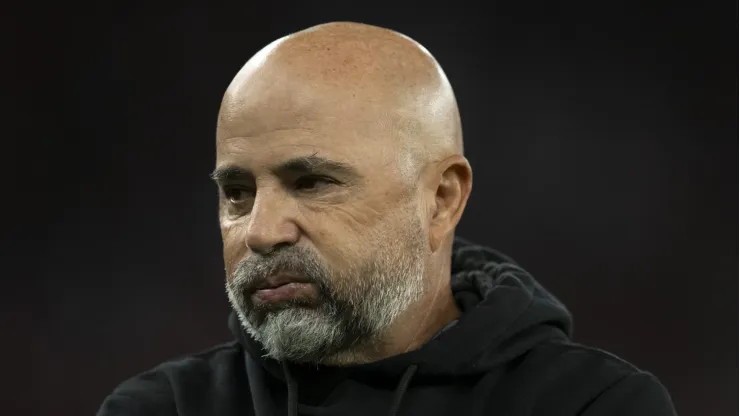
[215,76,430,364]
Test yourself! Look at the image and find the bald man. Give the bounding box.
[97,22,676,416]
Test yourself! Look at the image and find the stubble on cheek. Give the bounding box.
[220,217,249,282]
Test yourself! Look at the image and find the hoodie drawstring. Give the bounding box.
[387,364,418,416]
[281,360,298,416]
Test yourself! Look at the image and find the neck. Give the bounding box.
[395,278,461,354]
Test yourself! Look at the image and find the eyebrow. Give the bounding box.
[210,154,360,184]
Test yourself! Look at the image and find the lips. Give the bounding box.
[253,282,315,303]
[249,274,316,304]
[253,274,311,291]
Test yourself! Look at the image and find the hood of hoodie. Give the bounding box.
[229,236,573,384]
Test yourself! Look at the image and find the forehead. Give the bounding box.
[216,82,405,171]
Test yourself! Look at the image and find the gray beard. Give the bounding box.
[226,215,427,364]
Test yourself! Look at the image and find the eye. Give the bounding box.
[223,186,254,204]
[294,175,335,191]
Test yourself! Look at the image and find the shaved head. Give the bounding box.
[218,21,463,184]
[216,22,471,365]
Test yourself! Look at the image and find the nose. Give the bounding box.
[245,188,300,255]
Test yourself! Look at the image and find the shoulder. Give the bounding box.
[96,342,244,416]
[518,341,676,415]
[529,340,644,382]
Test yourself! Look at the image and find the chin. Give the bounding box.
[250,307,346,362]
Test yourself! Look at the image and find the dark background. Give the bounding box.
[9,2,736,416]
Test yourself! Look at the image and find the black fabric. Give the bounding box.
[97,236,677,416]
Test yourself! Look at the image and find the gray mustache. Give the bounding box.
[232,249,327,293]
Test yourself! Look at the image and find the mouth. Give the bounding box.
[253,274,312,290]
[250,274,316,304]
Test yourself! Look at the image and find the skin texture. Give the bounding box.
[214,21,473,365]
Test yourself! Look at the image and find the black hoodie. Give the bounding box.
[97,237,677,416]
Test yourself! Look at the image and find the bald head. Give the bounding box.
[218,22,463,182]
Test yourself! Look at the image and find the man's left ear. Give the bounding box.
[427,154,473,252]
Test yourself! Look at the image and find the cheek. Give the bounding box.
[220,218,248,279]
[303,198,390,266]
[306,200,383,234]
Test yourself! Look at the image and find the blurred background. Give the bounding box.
[8,2,736,415]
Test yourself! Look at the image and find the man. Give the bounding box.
[98,22,676,416]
